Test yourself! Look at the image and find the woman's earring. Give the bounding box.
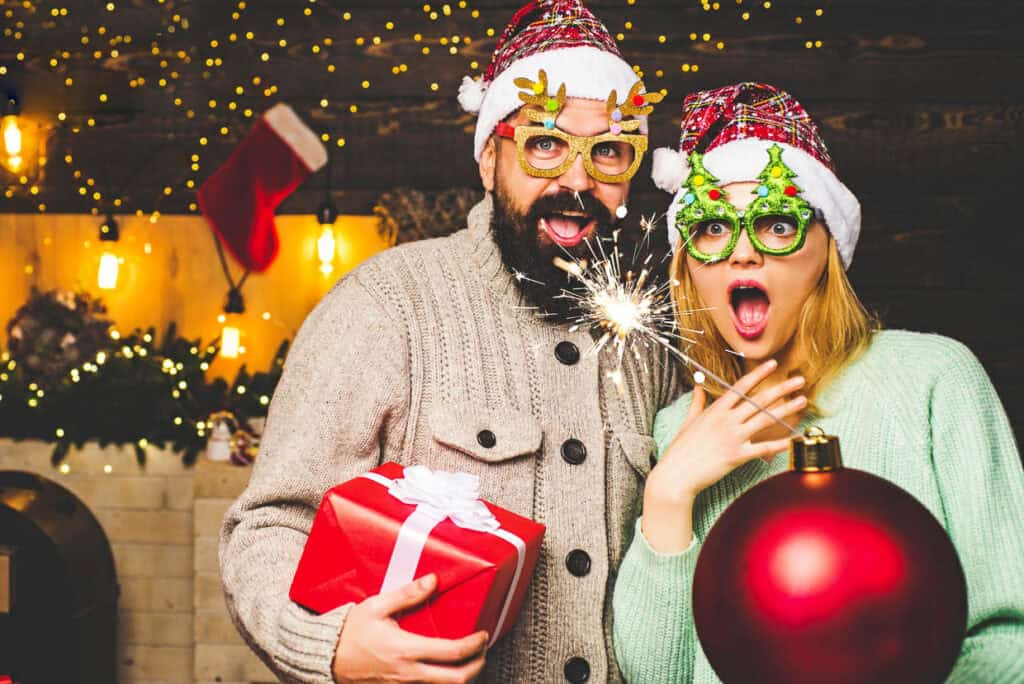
[615,203,628,219]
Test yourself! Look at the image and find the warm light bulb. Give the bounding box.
[2,115,22,156]
[317,225,336,275]
[220,324,241,358]
[1,115,23,172]
[98,251,120,289]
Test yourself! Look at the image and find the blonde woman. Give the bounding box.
[612,82,1024,681]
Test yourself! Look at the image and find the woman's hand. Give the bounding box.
[642,359,807,553]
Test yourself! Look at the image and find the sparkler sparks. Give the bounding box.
[554,229,694,383]
[549,229,800,437]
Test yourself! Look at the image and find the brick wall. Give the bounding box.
[192,458,276,684]
[0,439,277,684]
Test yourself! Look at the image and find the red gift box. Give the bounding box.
[289,462,545,645]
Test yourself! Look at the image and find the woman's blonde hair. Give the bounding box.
[670,233,880,414]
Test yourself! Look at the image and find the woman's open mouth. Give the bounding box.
[540,211,597,248]
[729,279,770,340]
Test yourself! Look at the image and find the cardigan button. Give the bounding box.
[561,439,587,465]
[565,549,591,577]
[476,430,496,448]
[564,656,590,682]
[555,341,580,365]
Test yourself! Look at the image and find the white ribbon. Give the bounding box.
[360,465,527,646]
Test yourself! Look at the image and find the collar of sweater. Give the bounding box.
[463,193,536,314]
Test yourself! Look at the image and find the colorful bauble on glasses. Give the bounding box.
[674,144,814,263]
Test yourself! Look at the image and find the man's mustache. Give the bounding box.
[526,191,612,226]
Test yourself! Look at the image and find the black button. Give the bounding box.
[564,656,590,682]
[555,341,580,365]
[477,430,496,448]
[565,549,591,577]
[561,439,587,465]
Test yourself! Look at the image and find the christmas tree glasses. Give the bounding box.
[675,144,817,263]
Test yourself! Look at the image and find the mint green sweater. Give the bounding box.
[612,330,1024,682]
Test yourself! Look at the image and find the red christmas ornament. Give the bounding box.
[693,429,966,684]
[708,189,722,201]
[784,185,799,197]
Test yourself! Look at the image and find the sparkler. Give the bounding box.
[552,228,801,437]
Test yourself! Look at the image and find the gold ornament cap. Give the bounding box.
[790,426,843,472]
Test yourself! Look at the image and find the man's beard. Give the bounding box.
[491,180,621,323]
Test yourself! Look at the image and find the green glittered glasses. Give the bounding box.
[675,144,817,263]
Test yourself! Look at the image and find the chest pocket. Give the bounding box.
[613,428,657,478]
[429,402,542,463]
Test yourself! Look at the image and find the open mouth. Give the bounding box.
[540,211,597,248]
[728,279,770,340]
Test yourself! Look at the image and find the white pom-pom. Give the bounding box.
[457,75,486,114]
[651,147,689,194]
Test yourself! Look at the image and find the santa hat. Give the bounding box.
[459,0,645,161]
[652,82,861,269]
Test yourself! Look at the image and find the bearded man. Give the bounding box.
[220,1,680,682]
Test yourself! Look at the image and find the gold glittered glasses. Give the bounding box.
[495,121,648,184]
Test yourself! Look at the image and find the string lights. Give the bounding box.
[0,0,830,216]
[0,301,227,465]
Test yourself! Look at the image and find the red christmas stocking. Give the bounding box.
[198,103,327,272]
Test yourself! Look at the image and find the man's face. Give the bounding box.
[479,98,634,320]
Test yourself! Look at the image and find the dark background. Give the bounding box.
[2,0,1023,448]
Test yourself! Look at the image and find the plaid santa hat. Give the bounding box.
[652,82,861,268]
[458,0,646,161]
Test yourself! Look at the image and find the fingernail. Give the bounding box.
[765,359,778,368]
[791,376,806,385]
[418,574,435,589]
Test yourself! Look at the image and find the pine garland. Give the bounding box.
[0,288,288,466]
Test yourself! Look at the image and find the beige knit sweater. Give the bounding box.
[219,194,681,683]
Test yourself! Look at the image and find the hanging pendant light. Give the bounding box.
[219,286,245,359]
[1,93,49,187]
[1,96,23,174]
[316,199,338,276]
[97,213,121,290]
[315,139,339,276]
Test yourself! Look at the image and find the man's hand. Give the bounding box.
[333,573,489,684]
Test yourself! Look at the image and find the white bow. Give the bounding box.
[387,465,500,532]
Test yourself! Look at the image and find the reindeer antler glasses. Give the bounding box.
[494,70,663,184]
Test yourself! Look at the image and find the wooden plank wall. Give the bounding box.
[1,0,1022,446]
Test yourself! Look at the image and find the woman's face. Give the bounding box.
[684,181,830,363]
